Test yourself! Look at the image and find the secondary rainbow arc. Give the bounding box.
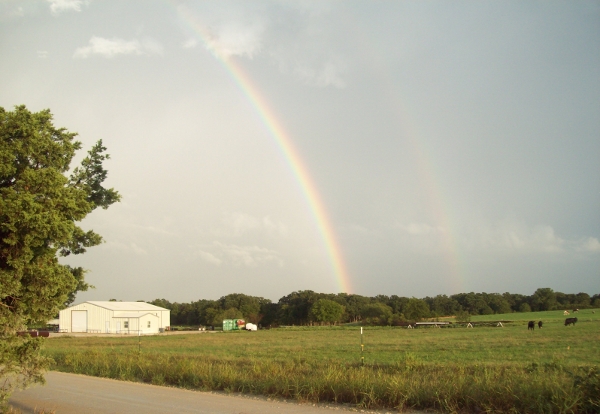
[333,11,465,292]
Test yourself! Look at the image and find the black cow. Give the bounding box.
[528,321,535,331]
[538,321,543,329]
[564,317,578,326]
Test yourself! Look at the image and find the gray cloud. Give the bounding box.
[212,212,287,239]
[47,0,87,16]
[179,2,348,88]
[74,37,163,59]
[197,250,222,266]
[199,242,283,268]
[204,22,265,59]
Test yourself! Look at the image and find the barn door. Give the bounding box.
[116,322,121,334]
[105,321,110,333]
[71,310,87,332]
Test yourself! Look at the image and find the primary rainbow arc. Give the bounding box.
[173,5,352,293]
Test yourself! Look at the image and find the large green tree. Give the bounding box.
[344,294,371,323]
[530,288,558,311]
[360,302,393,326]
[278,290,320,325]
[309,299,345,325]
[0,106,120,406]
[218,293,271,324]
[403,297,430,321]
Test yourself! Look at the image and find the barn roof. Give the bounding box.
[113,312,160,318]
[81,301,169,311]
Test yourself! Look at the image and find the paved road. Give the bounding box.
[9,372,403,414]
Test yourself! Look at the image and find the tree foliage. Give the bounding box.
[454,309,471,322]
[309,299,345,325]
[530,287,558,311]
[403,298,431,321]
[0,105,119,405]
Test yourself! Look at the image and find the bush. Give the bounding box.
[455,310,471,322]
[519,303,532,312]
[574,367,600,413]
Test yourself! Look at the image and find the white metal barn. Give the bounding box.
[59,301,170,334]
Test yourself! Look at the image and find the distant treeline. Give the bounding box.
[150,288,600,327]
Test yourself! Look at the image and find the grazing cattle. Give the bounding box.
[528,321,535,331]
[573,309,579,313]
[538,321,543,329]
[563,310,570,315]
[564,317,578,326]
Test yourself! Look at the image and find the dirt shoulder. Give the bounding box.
[10,371,423,414]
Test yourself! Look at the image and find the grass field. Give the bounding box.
[44,309,600,413]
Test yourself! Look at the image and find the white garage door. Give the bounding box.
[71,310,87,332]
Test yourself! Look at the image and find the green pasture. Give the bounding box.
[468,308,592,323]
[45,308,600,365]
[42,309,600,413]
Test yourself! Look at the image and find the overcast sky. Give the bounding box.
[1,0,598,303]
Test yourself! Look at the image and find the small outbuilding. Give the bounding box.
[59,301,170,334]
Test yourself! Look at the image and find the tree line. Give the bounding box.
[150,288,600,327]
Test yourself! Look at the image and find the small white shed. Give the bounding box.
[59,301,170,334]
